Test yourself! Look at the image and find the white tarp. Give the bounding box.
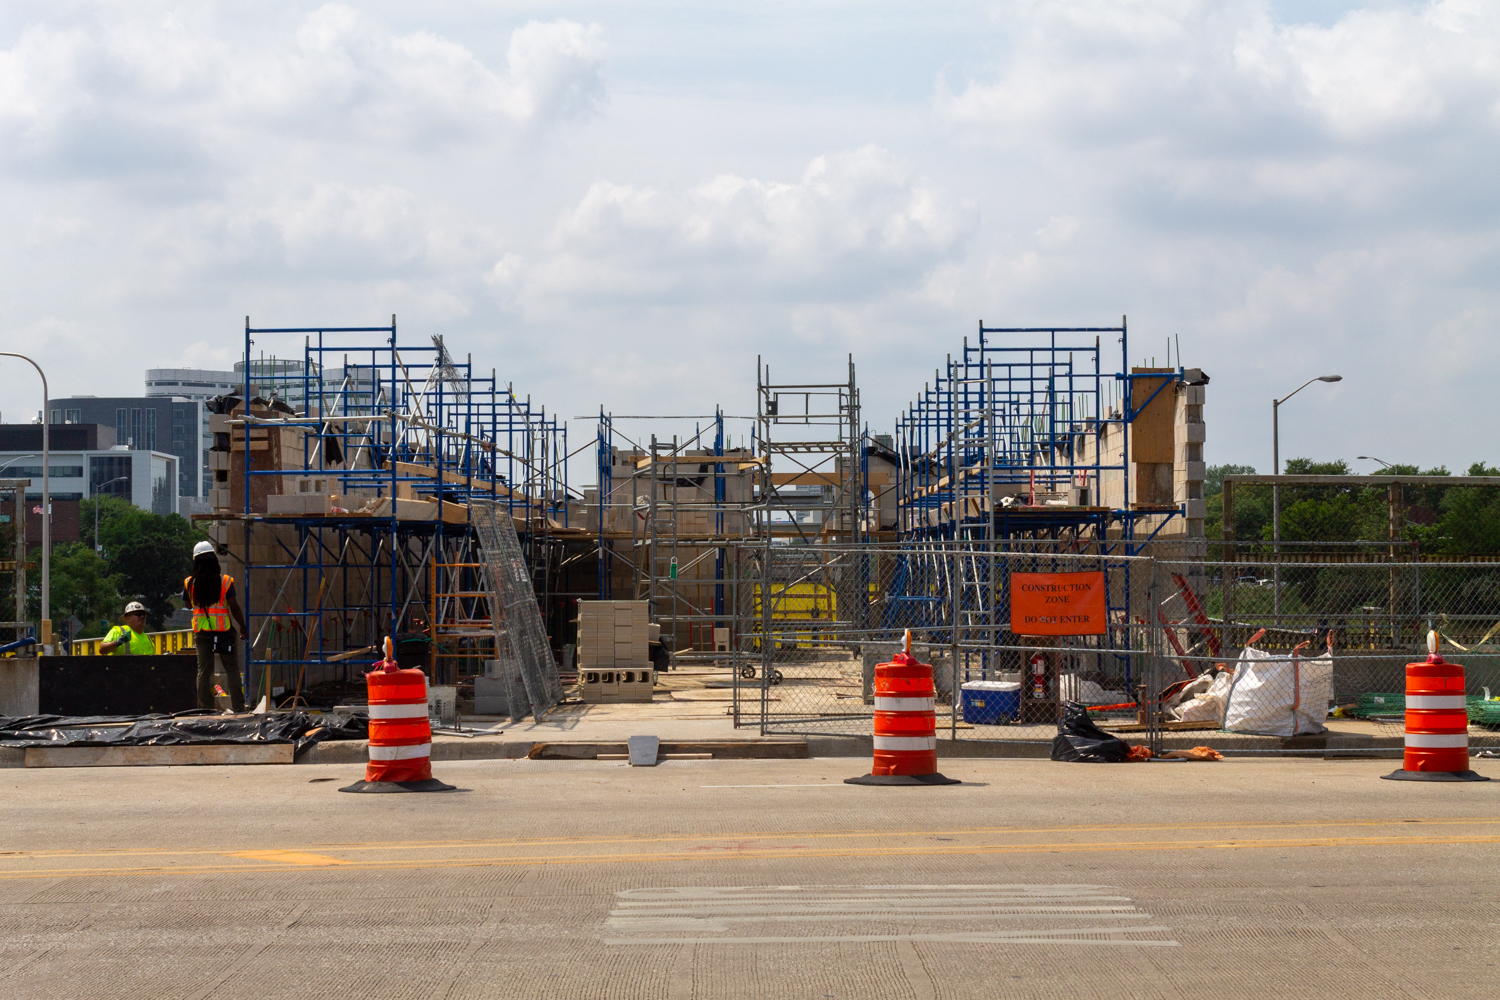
[1168,671,1234,723]
[1221,646,1333,737]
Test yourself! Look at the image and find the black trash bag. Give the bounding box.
[1050,701,1132,762]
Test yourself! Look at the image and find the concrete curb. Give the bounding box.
[0,732,1425,768]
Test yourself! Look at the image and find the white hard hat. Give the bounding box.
[123,601,147,615]
[193,540,216,558]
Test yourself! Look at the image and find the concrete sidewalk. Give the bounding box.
[299,707,1417,764]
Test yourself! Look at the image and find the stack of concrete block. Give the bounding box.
[578,600,649,669]
[578,666,655,704]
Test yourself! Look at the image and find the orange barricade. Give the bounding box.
[1383,631,1488,783]
[365,668,435,783]
[846,630,959,786]
[340,638,455,793]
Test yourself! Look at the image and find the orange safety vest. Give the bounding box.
[185,574,234,632]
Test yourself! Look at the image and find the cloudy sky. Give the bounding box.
[1,0,1496,476]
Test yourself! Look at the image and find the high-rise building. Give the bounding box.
[49,397,202,510]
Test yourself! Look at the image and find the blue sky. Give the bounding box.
[1,1,1496,475]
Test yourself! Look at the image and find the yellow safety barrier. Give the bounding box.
[752,582,838,649]
[72,629,196,656]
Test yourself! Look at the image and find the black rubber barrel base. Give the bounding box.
[845,772,961,786]
[1381,769,1489,782]
[338,778,458,793]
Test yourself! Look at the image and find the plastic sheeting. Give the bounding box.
[1166,671,1234,724]
[0,712,367,758]
[1050,701,1133,762]
[1222,647,1333,737]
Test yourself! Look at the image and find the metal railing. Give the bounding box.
[71,629,196,656]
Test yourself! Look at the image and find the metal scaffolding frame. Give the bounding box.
[202,317,570,708]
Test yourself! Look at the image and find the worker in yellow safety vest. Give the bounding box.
[184,540,249,713]
[99,601,155,655]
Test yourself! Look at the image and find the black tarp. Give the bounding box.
[0,712,367,759]
[1050,701,1133,762]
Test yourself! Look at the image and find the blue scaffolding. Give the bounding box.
[888,318,1188,694]
[226,317,570,703]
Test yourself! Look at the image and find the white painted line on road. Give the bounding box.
[603,931,1180,946]
[603,884,1178,946]
[699,783,845,788]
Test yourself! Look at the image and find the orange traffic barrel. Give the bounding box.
[847,630,959,786]
[341,639,455,793]
[1383,631,1487,783]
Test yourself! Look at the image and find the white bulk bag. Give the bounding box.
[1222,646,1332,737]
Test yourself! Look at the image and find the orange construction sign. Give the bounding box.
[1010,572,1107,636]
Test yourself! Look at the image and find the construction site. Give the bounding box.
[119,317,1218,735]
[9,314,1500,756]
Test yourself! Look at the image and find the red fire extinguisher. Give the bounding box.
[1029,652,1047,699]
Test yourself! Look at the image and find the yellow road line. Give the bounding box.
[230,850,350,866]
[8,815,1499,861]
[0,833,1496,881]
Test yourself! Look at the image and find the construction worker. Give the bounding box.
[184,540,249,713]
[99,601,155,655]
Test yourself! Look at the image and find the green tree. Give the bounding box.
[30,542,119,639]
[1204,464,1256,547]
[90,500,205,628]
[1409,464,1500,556]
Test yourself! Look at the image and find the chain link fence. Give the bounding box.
[726,541,1500,752]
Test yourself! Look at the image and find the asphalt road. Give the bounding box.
[2,755,1497,999]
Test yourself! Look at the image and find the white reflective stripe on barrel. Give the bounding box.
[872,735,937,752]
[368,742,433,760]
[1405,695,1467,710]
[368,703,430,720]
[874,696,935,713]
[1404,733,1467,748]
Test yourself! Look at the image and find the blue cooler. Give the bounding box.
[962,681,1020,725]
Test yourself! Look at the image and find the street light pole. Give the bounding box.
[1272,374,1343,623]
[1358,455,1395,470]
[0,353,48,644]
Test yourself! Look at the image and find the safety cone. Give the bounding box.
[846,629,960,786]
[1383,631,1488,783]
[341,637,456,793]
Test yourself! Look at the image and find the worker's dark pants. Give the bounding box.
[195,632,245,712]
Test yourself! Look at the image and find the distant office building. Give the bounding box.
[146,360,319,499]
[50,396,203,508]
[0,423,180,518]
[146,358,312,409]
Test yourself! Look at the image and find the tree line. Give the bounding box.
[1205,460,1500,555]
[0,497,205,640]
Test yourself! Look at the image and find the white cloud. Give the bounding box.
[522,146,975,305]
[943,0,1500,146]
[0,5,607,180]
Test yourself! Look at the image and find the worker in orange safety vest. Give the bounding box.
[184,540,249,713]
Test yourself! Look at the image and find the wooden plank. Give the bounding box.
[24,744,295,768]
[1129,367,1176,465]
